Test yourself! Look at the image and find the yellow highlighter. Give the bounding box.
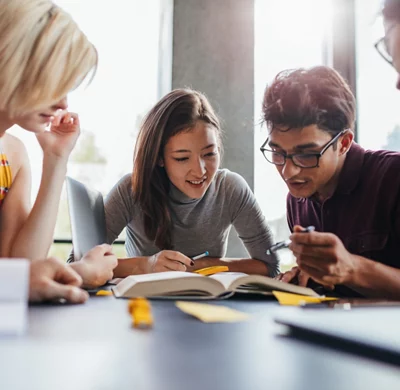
[128,297,153,328]
[95,290,113,296]
[194,266,229,276]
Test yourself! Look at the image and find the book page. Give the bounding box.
[113,271,225,298]
[211,272,319,297]
[121,271,203,283]
[210,272,248,290]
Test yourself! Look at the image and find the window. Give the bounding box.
[355,0,400,150]
[8,0,172,259]
[254,0,332,270]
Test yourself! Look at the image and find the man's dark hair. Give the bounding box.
[262,66,356,136]
[383,0,400,23]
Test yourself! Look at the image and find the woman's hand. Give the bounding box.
[29,257,88,303]
[36,111,80,160]
[145,250,194,273]
[70,244,118,289]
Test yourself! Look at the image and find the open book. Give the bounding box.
[112,271,320,299]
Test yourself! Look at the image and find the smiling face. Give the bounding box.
[162,120,221,199]
[268,125,353,200]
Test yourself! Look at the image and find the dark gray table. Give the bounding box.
[1,297,399,390]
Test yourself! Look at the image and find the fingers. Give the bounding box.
[149,250,193,273]
[40,257,82,287]
[290,230,337,247]
[275,267,310,287]
[298,270,311,287]
[104,254,118,269]
[88,244,114,256]
[51,111,79,130]
[67,112,79,127]
[51,110,67,127]
[56,264,84,286]
[298,263,335,286]
[162,250,193,267]
[91,244,118,268]
[289,242,335,262]
[164,261,187,272]
[83,245,118,269]
[42,281,88,304]
[293,225,306,233]
[280,266,300,283]
[151,261,186,273]
[61,112,71,124]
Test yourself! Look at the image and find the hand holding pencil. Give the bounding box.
[146,250,194,273]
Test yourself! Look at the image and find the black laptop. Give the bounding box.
[275,307,400,365]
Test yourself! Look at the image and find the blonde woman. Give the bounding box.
[0,0,117,302]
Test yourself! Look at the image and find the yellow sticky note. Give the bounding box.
[175,301,249,323]
[96,290,113,296]
[272,291,338,306]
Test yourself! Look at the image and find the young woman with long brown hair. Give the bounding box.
[104,88,279,277]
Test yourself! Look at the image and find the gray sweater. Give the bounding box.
[104,169,279,276]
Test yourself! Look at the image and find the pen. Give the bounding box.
[192,251,209,261]
[266,226,315,255]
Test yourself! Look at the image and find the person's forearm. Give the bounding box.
[113,257,269,277]
[11,154,67,259]
[114,257,149,277]
[346,255,400,299]
[189,257,269,276]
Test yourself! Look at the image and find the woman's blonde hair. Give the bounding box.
[0,0,98,116]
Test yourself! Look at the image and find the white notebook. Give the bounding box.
[0,259,29,336]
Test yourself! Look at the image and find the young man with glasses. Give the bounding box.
[261,66,400,299]
[378,0,400,89]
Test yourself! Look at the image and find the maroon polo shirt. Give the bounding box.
[287,142,400,272]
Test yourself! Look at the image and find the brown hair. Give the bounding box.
[383,0,400,22]
[262,66,356,136]
[132,88,221,249]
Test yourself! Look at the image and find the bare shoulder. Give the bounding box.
[1,133,29,179]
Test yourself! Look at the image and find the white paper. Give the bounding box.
[0,259,29,336]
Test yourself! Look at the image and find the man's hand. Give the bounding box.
[36,111,80,160]
[71,244,118,289]
[275,266,312,286]
[29,257,88,303]
[289,225,358,286]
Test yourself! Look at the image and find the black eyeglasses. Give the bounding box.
[375,37,394,67]
[260,130,347,169]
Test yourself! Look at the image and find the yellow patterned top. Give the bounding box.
[0,141,12,207]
